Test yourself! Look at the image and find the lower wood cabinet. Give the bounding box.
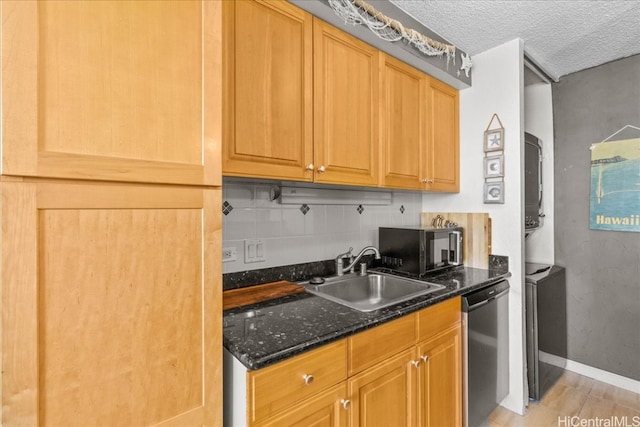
[248,340,348,423]
[1,180,221,426]
[233,297,462,427]
[348,347,418,427]
[253,383,349,427]
[417,326,462,427]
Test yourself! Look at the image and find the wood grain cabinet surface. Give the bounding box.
[417,325,463,427]
[248,339,348,424]
[1,1,223,425]
[425,78,460,192]
[380,55,460,192]
[1,0,221,186]
[222,0,459,192]
[1,181,222,426]
[380,55,427,190]
[253,383,350,427]
[242,297,462,427]
[416,296,462,427]
[348,347,418,427]
[313,19,380,187]
[222,0,314,182]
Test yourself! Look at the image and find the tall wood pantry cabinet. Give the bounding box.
[1,1,223,426]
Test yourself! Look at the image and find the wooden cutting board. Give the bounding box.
[420,212,492,269]
[223,281,305,310]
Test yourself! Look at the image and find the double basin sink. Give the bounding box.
[301,272,444,312]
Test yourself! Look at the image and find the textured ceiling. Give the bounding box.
[389,0,640,80]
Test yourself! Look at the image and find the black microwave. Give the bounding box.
[378,226,463,275]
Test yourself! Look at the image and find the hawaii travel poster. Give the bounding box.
[589,138,640,232]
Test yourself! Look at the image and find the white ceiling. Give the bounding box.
[389,0,640,80]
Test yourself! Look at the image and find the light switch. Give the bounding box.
[245,239,266,263]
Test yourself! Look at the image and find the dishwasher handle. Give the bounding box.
[464,288,509,311]
[462,280,510,312]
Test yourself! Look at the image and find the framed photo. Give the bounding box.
[484,154,504,178]
[484,129,504,152]
[484,181,504,204]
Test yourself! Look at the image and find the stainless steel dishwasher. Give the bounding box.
[462,280,510,427]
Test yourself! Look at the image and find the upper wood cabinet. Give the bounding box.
[425,78,460,192]
[1,181,221,426]
[1,1,220,186]
[313,19,379,187]
[221,0,458,192]
[380,55,427,190]
[380,55,460,192]
[222,0,314,181]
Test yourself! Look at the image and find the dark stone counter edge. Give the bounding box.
[224,270,511,370]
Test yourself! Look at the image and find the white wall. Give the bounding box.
[422,39,527,414]
[524,83,555,264]
[221,180,423,273]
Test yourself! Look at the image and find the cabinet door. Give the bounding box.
[222,0,313,181]
[425,78,460,192]
[380,55,427,190]
[348,348,418,427]
[417,325,462,427]
[249,340,347,424]
[254,383,349,427]
[1,181,221,426]
[1,1,220,186]
[314,19,379,186]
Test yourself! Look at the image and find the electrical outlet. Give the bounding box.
[222,247,237,263]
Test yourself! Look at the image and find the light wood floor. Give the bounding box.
[490,370,640,427]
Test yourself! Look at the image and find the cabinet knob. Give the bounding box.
[317,165,326,173]
[306,163,315,171]
[303,374,314,385]
[411,360,421,368]
[340,399,351,409]
[426,178,435,184]
[420,355,429,363]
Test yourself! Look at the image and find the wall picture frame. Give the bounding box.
[484,181,505,204]
[484,153,504,178]
[484,129,504,152]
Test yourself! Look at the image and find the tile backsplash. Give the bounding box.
[222,180,422,273]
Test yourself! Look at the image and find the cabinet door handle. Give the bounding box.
[302,374,314,385]
[306,163,315,171]
[340,399,351,409]
[411,360,421,368]
[317,165,326,173]
[420,355,429,363]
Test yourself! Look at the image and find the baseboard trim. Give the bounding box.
[540,351,640,394]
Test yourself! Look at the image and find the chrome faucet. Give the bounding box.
[336,246,381,276]
[334,247,353,276]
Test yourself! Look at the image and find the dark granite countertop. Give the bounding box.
[223,266,510,370]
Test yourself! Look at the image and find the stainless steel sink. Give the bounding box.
[301,272,445,312]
